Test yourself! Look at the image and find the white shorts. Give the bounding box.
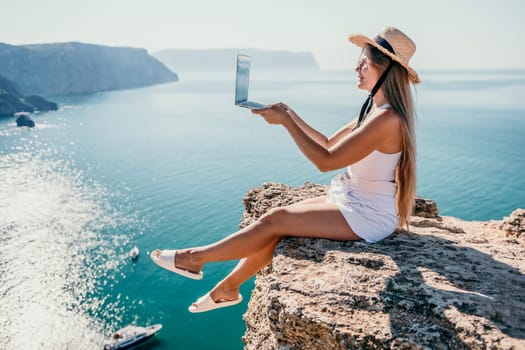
[326,173,398,243]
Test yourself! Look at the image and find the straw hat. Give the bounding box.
[349,27,420,84]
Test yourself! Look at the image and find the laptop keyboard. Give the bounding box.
[239,101,267,109]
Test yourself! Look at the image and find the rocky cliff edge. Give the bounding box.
[0,42,178,96]
[241,182,525,350]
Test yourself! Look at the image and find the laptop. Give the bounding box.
[234,54,268,110]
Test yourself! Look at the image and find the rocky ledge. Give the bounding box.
[241,182,525,350]
[0,75,57,117]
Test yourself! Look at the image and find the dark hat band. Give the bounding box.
[374,36,395,55]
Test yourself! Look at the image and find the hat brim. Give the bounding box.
[349,34,420,84]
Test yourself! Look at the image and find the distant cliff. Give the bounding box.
[153,48,319,73]
[0,74,57,117]
[241,183,525,350]
[0,42,178,96]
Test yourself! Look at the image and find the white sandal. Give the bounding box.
[188,292,243,313]
[150,249,203,280]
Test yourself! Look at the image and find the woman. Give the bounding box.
[151,27,419,313]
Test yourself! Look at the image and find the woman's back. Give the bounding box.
[347,149,401,182]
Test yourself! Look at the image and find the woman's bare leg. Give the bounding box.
[186,196,360,302]
[198,198,323,303]
[191,196,358,262]
[208,237,280,302]
[208,197,327,301]
[168,196,332,270]
[171,195,360,274]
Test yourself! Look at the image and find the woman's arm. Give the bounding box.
[256,102,357,149]
[284,107,328,147]
[289,110,359,149]
[253,104,399,172]
[326,118,359,147]
[273,103,357,148]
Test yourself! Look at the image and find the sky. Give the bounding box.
[1,0,524,70]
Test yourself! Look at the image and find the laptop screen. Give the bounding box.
[235,54,250,104]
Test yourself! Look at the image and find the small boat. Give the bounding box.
[129,246,139,260]
[103,324,162,350]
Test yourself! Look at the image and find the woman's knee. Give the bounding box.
[259,206,290,236]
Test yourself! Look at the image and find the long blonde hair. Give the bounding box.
[366,45,416,228]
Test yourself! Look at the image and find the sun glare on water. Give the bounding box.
[0,148,134,349]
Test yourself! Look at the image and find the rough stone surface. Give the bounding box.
[499,209,525,238]
[241,183,525,350]
[413,196,440,219]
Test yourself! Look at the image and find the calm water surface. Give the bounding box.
[1,69,524,349]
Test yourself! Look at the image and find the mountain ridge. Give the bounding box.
[153,48,319,73]
[0,74,57,117]
[0,42,178,96]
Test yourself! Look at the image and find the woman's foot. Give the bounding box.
[150,249,204,280]
[189,282,243,313]
[209,281,241,304]
[171,249,203,275]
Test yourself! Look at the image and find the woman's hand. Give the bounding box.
[251,102,294,125]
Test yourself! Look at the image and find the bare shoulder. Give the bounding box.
[364,108,402,132]
[360,108,403,152]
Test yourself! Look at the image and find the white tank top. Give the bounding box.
[347,150,401,182]
[346,103,401,185]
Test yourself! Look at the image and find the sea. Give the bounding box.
[1,69,524,349]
